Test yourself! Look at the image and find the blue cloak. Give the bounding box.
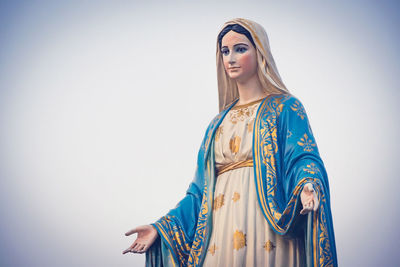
[145,94,337,267]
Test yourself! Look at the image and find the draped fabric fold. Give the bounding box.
[145,94,337,267]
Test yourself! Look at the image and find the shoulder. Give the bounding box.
[202,109,225,139]
[268,93,306,115]
[272,93,302,107]
[208,100,237,126]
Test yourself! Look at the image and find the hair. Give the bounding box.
[217,24,256,50]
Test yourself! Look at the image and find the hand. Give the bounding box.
[300,183,319,215]
[123,225,159,254]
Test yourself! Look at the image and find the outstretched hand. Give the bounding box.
[123,225,159,254]
[300,183,319,215]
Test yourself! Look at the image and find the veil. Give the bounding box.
[216,18,290,112]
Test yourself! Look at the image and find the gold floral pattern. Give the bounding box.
[213,194,225,211]
[229,102,260,124]
[303,162,320,175]
[187,166,211,266]
[229,135,241,154]
[233,230,247,251]
[232,192,240,202]
[263,240,275,252]
[297,133,316,152]
[208,243,217,256]
[155,215,191,265]
[290,100,306,120]
[253,95,335,267]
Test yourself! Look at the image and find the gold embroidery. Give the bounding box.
[232,192,240,202]
[297,133,316,152]
[215,126,223,142]
[213,194,225,211]
[233,230,246,251]
[229,135,241,154]
[254,95,284,224]
[187,173,210,266]
[253,95,335,267]
[231,97,265,110]
[208,243,217,256]
[229,101,261,124]
[247,118,254,133]
[263,240,275,252]
[290,100,306,120]
[303,163,320,175]
[155,215,191,264]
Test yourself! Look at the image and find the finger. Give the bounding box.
[137,244,146,253]
[131,242,140,251]
[300,202,313,215]
[300,206,310,215]
[137,243,145,251]
[125,242,138,254]
[125,228,138,236]
[300,208,308,215]
[122,247,132,254]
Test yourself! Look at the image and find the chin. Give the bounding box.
[230,76,249,83]
[228,74,241,80]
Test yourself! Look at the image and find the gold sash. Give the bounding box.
[216,159,254,176]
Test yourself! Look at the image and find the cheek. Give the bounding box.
[223,57,230,72]
[239,53,257,72]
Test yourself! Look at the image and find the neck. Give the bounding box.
[235,74,268,105]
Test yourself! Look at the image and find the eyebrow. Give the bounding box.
[221,43,249,49]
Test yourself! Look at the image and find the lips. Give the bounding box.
[229,67,240,70]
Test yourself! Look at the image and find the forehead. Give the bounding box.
[221,30,251,47]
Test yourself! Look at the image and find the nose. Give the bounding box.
[228,51,236,65]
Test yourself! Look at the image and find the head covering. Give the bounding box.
[216,18,290,112]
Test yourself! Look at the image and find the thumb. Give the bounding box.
[125,227,138,236]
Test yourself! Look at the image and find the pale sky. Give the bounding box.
[0,1,399,266]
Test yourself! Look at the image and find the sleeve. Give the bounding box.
[145,115,216,266]
[276,95,338,267]
[277,95,328,202]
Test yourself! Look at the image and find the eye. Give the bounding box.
[221,48,229,56]
[236,46,247,53]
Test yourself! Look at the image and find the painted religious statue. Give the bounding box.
[123,18,338,267]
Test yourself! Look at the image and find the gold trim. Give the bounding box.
[216,159,253,176]
[170,253,177,267]
[231,96,266,110]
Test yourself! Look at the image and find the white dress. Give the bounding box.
[202,97,305,267]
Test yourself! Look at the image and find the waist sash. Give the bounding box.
[216,159,254,176]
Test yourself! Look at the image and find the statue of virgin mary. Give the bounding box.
[128,18,337,267]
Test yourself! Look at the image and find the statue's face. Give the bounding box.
[220,30,258,83]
